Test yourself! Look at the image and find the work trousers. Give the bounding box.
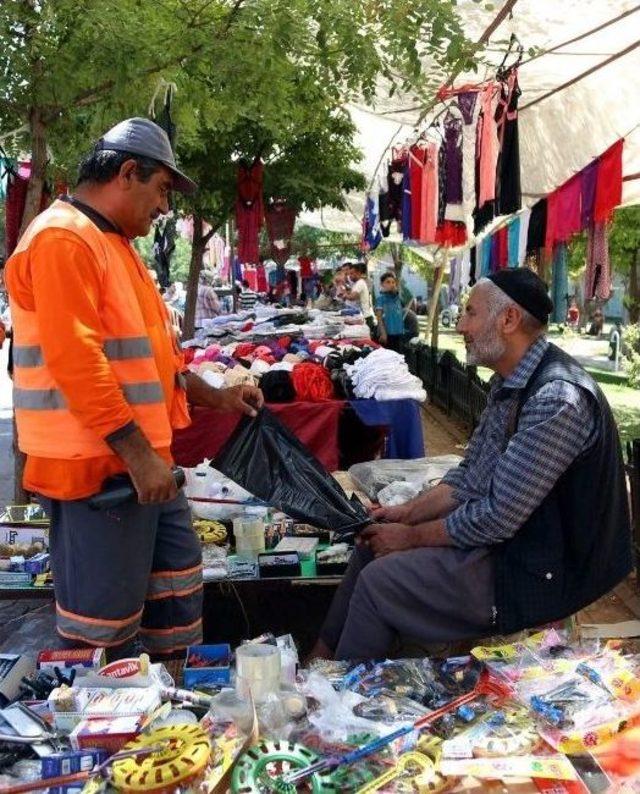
[320,544,495,660]
[40,491,203,658]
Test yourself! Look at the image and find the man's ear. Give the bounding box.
[117,159,138,189]
[502,304,523,335]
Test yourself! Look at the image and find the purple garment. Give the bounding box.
[581,159,599,230]
[444,115,463,204]
[457,91,478,125]
[402,161,412,239]
[490,233,500,273]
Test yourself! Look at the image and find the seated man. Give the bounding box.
[312,269,633,660]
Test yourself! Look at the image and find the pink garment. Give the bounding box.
[585,222,611,301]
[420,141,439,243]
[478,84,499,206]
[546,175,582,250]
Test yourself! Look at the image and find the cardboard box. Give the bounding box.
[70,715,141,753]
[38,648,105,672]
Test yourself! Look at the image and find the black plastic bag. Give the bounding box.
[214,408,371,533]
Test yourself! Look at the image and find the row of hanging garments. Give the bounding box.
[363,66,522,251]
[446,138,624,307]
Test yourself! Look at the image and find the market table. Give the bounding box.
[172,398,424,472]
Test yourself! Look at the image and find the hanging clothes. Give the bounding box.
[469,246,477,285]
[5,163,49,257]
[517,207,531,266]
[496,226,509,269]
[421,141,439,244]
[458,91,480,235]
[235,158,264,264]
[401,159,412,240]
[585,223,612,301]
[526,199,547,254]
[264,198,296,266]
[551,243,568,324]
[378,171,391,238]
[580,159,599,230]
[546,174,582,250]
[478,83,499,206]
[495,70,522,215]
[363,192,382,251]
[594,139,623,224]
[437,143,447,225]
[387,156,406,224]
[507,217,520,268]
[490,234,500,273]
[460,249,472,290]
[435,220,467,247]
[152,216,176,288]
[443,113,464,222]
[481,237,492,277]
[256,263,268,293]
[409,143,427,240]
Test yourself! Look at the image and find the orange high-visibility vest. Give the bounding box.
[8,200,189,459]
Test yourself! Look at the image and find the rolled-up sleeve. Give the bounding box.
[445,382,595,548]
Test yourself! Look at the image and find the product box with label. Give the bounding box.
[183,644,231,687]
[70,715,142,753]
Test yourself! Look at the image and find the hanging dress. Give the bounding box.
[594,139,623,223]
[443,113,464,222]
[235,159,264,264]
[409,143,428,240]
[495,70,522,215]
[458,91,480,235]
[580,159,599,230]
[585,223,612,301]
[387,156,406,225]
[421,140,439,244]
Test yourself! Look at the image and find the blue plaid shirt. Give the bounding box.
[443,337,595,548]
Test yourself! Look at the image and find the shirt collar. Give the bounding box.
[61,195,122,235]
[493,336,549,395]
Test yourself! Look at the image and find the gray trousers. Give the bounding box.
[320,544,495,660]
[40,491,202,657]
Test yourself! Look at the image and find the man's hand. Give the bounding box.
[214,384,264,417]
[369,504,409,523]
[358,522,414,558]
[129,451,178,504]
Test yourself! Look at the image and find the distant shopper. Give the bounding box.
[239,279,258,311]
[375,272,404,351]
[344,263,376,334]
[194,269,221,327]
[566,298,580,329]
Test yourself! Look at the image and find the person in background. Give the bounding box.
[375,272,405,351]
[566,298,580,329]
[298,253,316,302]
[415,295,427,316]
[588,307,604,337]
[194,268,221,327]
[5,117,264,660]
[239,278,258,311]
[344,263,376,334]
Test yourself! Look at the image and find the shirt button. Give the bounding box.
[545,572,553,580]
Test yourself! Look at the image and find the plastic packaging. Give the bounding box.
[215,408,371,533]
[349,456,462,500]
[233,513,266,558]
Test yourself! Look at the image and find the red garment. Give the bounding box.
[298,257,313,278]
[291,363,334,402]
[278,336,292,349]
[496,226,509,269]
[234,342,256,358]
[235,159,264,264]
[555,175,582,244]
[409,144,427,240]
[265,199,297,265]
[256,264,268,293]
[435,220,467,247]
[594,139,623,223]
[244,266,258,291]
[545,188,560,252]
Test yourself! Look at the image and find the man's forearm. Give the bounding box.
[184,371,223,409]
[108,425,158,469]
[411,519,454,548]
[403,483,458,524]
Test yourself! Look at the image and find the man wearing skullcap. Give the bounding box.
[313,269,632,660]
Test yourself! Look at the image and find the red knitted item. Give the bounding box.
[291,363,335,402]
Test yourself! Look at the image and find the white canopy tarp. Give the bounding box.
[300,0,640,234]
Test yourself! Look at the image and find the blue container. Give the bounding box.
[183,644,231,687]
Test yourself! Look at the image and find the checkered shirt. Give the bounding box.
[443,337,595,548]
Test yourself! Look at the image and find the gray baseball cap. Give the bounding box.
[96,117,197,195]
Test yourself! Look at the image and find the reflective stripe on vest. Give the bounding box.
[15,337,153,368]
[13,345,43,368]
[13,381,164,410]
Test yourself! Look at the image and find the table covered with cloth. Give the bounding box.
[172,399,424,472]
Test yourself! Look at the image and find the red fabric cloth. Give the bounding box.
[243,266,258,291]
[435,220,467,247]
[554,175,582,244]
[409,144,427,240]
[172,402,345,472]
[234,343,256,358]
[265,200,297,265]
[236,159,264,264]
[545,188,559,252]
[595,139,623,224]
[256,264,268,293]
[496,226,509,269]
[298,257,313,278]
[291,363,334,401]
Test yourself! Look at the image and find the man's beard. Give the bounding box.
[465,323,506,366]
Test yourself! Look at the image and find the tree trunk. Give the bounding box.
[14,107,48,503]
[19,107,48,235]
[183,215,205,340]
[390,242,403,279]
[424,255,445,346]
[628,248,640,324]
